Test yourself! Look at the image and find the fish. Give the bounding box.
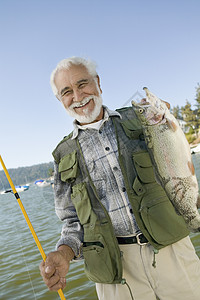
[131,87,200,232]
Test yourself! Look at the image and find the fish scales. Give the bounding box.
[132,87,200,232]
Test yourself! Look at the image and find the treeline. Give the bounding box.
[0,161,54,191]
[171,83,200,142]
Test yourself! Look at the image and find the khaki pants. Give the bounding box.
[96,236,200,300]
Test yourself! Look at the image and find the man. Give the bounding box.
[40,56,200,300]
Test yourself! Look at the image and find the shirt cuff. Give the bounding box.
[56,236,83,260]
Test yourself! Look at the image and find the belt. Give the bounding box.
[117,233,148,245]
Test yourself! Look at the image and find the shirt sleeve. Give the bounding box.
[53,161,84,259]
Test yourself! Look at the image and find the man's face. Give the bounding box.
[54,64,103,124]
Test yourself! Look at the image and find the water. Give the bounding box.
[0,185,97,300]
[1,154,200,300]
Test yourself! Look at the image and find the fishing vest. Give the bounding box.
[52,107,189,284]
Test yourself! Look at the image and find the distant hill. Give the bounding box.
[0,162,54,190]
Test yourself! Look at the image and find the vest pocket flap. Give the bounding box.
[121,118,142,130]
[133,152,155,183]
[133,151,152,167]
[59,151,78,181]
[121,119,143,139]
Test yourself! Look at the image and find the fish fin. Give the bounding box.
[167,119,178,131]
[161,99,170,109]
[197,195,200,209]
[197,195,200,208]
[188,161,195,175]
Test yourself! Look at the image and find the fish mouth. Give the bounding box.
[131,100,140,108]
[131,99,150,108]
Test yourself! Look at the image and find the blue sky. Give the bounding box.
[0,0,200,168]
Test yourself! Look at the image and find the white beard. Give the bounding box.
[65,95,103,124]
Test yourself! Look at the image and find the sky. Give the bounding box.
[0,0,200,169]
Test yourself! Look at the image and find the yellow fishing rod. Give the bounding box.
[0,155,66,300]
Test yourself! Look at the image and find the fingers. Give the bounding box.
[44,264,56,278]
[141,98,147,103]
[39,260,54,279]
[140,98,170,109]
[39,260,46,277]
[49,276,66,292]
[39,251,69,291]
[43,269,66,291]
[40,261,66,291]
[48,278,66,291]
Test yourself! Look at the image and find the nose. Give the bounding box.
[73,89,84,102]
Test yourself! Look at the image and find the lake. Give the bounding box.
[1,153,200,300]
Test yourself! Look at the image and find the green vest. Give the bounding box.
[52,107,189,284]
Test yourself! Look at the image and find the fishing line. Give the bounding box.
[41,185,55,208]
[0,155,66,300]
[1,188,37,298]
[12,214,38,300]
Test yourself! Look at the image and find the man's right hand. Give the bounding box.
[39,245,75,291]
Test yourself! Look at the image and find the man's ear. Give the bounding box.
[96,75,102,94]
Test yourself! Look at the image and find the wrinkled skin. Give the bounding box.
[39,245,74,291]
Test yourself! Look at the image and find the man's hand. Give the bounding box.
[39,245,75,291]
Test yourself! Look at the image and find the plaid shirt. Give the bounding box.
[54,106,140,257]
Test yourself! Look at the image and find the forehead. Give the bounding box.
[54,64,91,88]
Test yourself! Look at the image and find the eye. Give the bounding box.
[61,90,71,97]
[139,108,144,114]
[79,83,86,88]
[79,82,88,89]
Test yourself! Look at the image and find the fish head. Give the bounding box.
[132,87,168,126]
[143,87,167,114]
[131,97,165,126]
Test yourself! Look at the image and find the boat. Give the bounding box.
[0,190,8,195]
[0,185,29,194]
[34,180,51,187]
[15,185,29,192]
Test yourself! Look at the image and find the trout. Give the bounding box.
[132,87,200,232]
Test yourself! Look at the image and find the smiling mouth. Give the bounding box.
[73,98,92,110]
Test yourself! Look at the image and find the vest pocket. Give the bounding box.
[133,151,155,183]
[120,118,143,139]
[140,189,189,245]
[58,151,78,182]
[82,233,115,283]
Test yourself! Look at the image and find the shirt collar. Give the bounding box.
[71,105,121,139]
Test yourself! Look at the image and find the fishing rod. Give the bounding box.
[0,155,66,300]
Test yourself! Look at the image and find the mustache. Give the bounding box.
[69,96,93,109]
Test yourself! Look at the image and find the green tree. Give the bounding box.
[0,162,54,190]
[48,168,54,177]
[171,105,182,119]
[181,101,196,130]
[194,83,200,129]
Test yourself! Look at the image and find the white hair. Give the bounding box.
[50,56,98,99]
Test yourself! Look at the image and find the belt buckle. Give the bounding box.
[136,233,148,245]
